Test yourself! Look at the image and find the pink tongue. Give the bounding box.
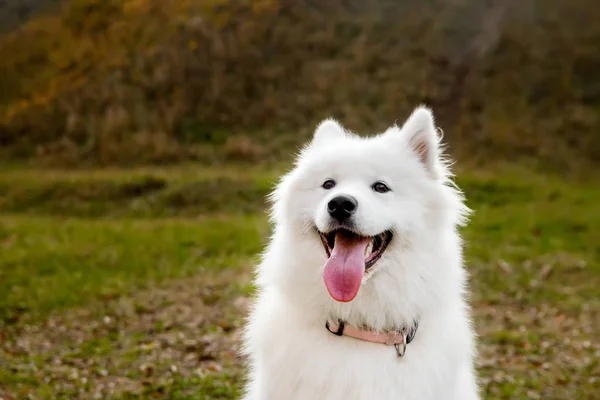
[323,233,369,302]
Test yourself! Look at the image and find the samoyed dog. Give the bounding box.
[242,107,479,400]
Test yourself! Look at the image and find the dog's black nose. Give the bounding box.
[327,195,357,222]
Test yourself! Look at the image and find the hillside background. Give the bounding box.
[1,0,599,169]
[1,1,599,399]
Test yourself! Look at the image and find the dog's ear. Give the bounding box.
[311,119,345,147]
[400,106,443,178]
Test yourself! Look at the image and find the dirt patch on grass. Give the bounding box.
[475,302,599,399]
[1,267,599,399]
[0,270,253,399]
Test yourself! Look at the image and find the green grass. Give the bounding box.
[0,164,598,399]
[0,215,265,324]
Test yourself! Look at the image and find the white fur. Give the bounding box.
[242,106,480,400]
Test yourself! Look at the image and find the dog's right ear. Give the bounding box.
[311,119,345,147]
[399,106,444,179]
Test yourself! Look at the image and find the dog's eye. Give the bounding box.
[372,181,391,193]
[322,179,336,190]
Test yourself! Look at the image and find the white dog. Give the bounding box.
[242,107,479,400]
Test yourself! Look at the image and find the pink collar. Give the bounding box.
[325,319,418,357]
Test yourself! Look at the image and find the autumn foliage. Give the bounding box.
[0,0,599,166]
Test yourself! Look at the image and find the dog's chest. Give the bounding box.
[258,326,448,400]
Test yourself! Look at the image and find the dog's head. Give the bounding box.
[265,107,468,326]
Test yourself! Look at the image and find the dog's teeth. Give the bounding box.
[365,241,373,257]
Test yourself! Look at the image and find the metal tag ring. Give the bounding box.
[394,331,408,357]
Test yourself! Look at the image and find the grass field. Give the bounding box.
[0,163,598,399]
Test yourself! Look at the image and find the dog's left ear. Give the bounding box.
[311,119,346,147]
[400,106,443,178]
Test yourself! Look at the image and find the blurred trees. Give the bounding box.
[0,0,598,166]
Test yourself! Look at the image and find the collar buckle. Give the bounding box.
[325,319,345,336]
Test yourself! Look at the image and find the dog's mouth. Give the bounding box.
[319,228,393,271]
[318,228,393,303]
